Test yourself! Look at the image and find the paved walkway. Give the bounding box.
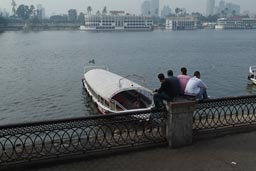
[31,131,256,171]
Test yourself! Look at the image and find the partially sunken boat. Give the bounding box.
[248,66,256,85]
[82,67,153,114]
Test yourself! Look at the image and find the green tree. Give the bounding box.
[175,8,181,16]
[232,10,236,16]
[30,5,35,17]
[87,6,92,15]
[0,16,8,27]
[68,9,77,22]
[16,4,32,20]
[78,12,85,23]
[102,6,107,15]
[96,10,101,15]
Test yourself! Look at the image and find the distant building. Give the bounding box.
[206,0,215,16]
[166,16,197,30]
[225,3,240,15]
[218,0,225,13]
[161,5,172,18]
[80,14,153,31]
[37,4,45,19]
[141,0,159,17]
[150,0,159,17]
[68,9,77,22]
[215,17,256,29]
[141,1,151,15]
[216,1,240,16]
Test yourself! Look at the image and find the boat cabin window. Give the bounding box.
[112,90,151,110]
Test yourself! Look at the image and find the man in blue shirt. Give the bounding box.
[167,70,180,98]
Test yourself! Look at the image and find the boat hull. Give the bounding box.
[248,66,256,85]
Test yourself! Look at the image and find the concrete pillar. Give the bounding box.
[165,101,196,148]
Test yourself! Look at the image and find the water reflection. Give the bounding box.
[81,88,99,116]
[246,83,256,94]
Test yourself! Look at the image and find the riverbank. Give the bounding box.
[1,23,81,31]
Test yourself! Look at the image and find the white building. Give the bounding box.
[166,16,197,30]
[161,5,172,18]
[206,0,215,16]
[141,1,151,15]
[215,17,256,29]
[81,13,153,31]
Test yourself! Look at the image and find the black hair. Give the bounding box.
[167,70,173,76]
[158,73,165,80]
[194,71,200,77]
[181,67,187,75]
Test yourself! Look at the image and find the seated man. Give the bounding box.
[184,71,208,100]
[177,67,190,95]
[152,73,173,110]
[167,70,180,98]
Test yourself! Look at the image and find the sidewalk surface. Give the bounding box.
[31,131,256,171]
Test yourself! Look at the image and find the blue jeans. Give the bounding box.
[197,88,208,100]
[153,93,172,109]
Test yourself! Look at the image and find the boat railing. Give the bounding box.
[110,99,127,111]
[249,66,256,79]
[84,66,108,74]
[250,66,256,73]
[119,74,147,88]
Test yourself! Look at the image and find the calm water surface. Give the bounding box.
[0,30,256,124]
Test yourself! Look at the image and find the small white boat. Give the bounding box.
[82,66,153,114]
[248,66,256,85]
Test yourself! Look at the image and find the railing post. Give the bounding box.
[165,101,196,148]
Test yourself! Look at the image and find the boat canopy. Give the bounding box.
[84,69,150,101]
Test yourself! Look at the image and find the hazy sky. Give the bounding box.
[0,0,255,16]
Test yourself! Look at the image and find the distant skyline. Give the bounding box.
[0,0,256,16]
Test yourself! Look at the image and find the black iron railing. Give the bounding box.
[193,95,256,130]
[1,95,256,168]
[0,110,167,167]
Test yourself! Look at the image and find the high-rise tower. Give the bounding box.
[206,0,215,16]
[150,0,159,17]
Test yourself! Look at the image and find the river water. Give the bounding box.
[0,30,256,124]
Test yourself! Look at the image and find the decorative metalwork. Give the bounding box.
[193,95,256,130]
[0,110,167,167]
[2,94,256,168]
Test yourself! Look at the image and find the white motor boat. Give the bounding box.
[82,66,153,114]
[248,66,256,85]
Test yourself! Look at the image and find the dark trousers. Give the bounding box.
[153,93,172,109]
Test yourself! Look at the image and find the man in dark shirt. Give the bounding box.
[152,73,173,110]
[167,70,180,98]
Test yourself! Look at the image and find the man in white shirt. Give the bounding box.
[184,71,208,100]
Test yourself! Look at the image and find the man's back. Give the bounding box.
[184,77,207,96]
[158,79,174,99]
[168,76,180,97]
[177,74,190,94]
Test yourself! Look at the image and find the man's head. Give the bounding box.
[194,71,201,78]
[167,70,173,77]
[158,73,165,82]
[181,67,187,75]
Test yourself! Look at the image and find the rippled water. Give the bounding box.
[0,30,256,124]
